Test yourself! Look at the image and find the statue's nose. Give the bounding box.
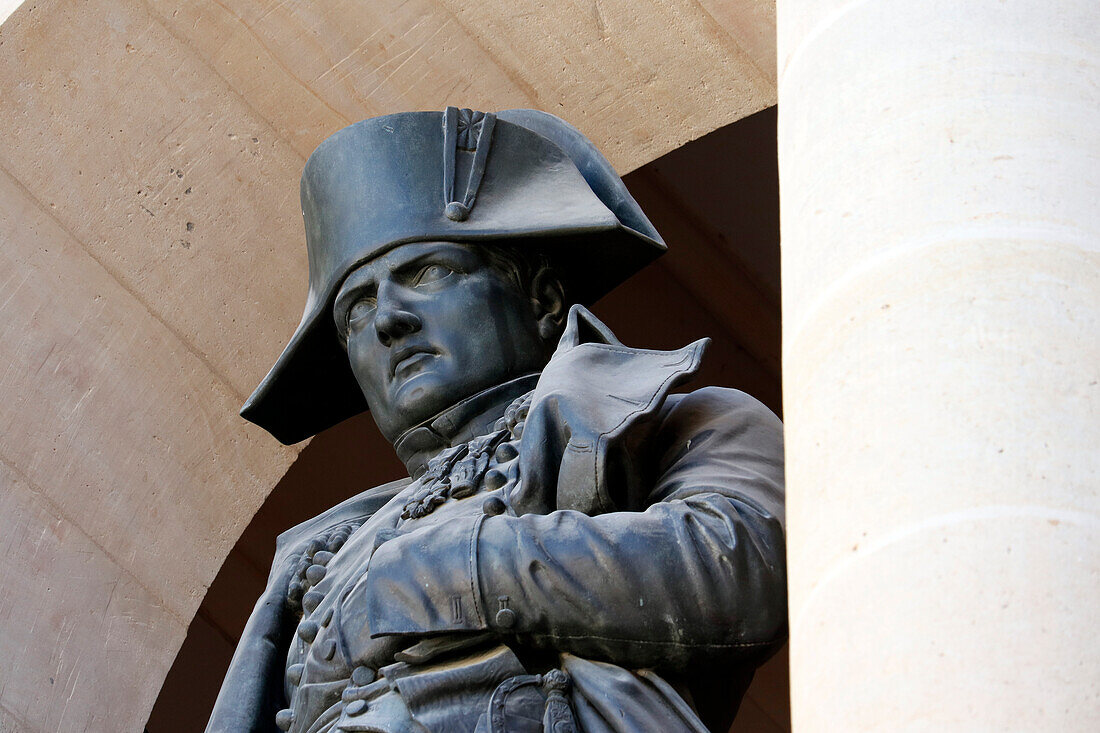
[374,286,422,347]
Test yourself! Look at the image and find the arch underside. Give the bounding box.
[0,1,775,730]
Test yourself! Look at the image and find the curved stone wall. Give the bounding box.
[0,1,775,729]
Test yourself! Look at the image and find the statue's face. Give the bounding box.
[333,241,548,441]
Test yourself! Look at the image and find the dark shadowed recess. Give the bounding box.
[146,106,788,733]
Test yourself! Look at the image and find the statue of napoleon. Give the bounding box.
[207,107,786,733]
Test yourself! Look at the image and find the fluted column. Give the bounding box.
[778,1,1099,729]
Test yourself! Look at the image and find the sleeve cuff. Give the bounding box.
[355,514,489,637]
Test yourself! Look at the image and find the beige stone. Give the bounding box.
[0,0,308,400]
[778,0,1100,729]
[139,0,775,170]
[0,163,295,615]
[0,462,185,732]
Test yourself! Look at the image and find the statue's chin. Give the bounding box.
[373,368,461,439]
[371,358,538,444]
[391,375,440,416]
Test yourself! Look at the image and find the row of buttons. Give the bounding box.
[341,665,378,718]
[278,524,356,731]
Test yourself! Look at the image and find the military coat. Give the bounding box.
[207,307,786,733]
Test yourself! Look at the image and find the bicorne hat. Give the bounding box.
[241,107,666,444]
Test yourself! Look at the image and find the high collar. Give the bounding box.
[392,373,540,478]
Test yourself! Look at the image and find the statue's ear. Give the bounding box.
[530,266,567,343]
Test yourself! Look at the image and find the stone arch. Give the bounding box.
[0,2,774,730]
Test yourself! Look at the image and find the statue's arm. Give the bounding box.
[206,556,298,733]
[354,387,787,672]
[206,480,408,732]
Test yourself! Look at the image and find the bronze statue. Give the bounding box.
[208,108,786,733]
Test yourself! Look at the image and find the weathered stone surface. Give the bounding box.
[0,0,307,400]
[0,164,294,614]
[0,155,296,728]
[142,0,775,170]
[0,462,184,733]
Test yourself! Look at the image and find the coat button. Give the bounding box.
[483,469,506,491]
[313,550,335,566]
[494,442,518,462]
[298,620,319,643]
[302,590,324,613]
[444,201,470,221]
[345,699,368,716]
[275,708,295,731]
[482,496,507,516]
[286,663,304,686]
[306,564,327,584]
[495,608,516,628]
[351,666,376,686]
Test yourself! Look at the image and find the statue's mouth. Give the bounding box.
[390,345,438,380]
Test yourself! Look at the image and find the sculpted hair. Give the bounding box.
[479,243,570,344]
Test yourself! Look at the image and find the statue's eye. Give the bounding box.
[413,264,453,286]
[347,297,376,327]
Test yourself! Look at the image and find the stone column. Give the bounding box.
[777,1,1099,730]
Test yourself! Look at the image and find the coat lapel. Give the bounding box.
[514,305,708,515]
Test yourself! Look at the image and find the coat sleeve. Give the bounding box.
[206,557,298,733]
[359,387,787,672]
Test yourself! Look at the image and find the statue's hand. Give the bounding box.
[347,631,412,670]
[393,632,496,664]
[348,632,496,673]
